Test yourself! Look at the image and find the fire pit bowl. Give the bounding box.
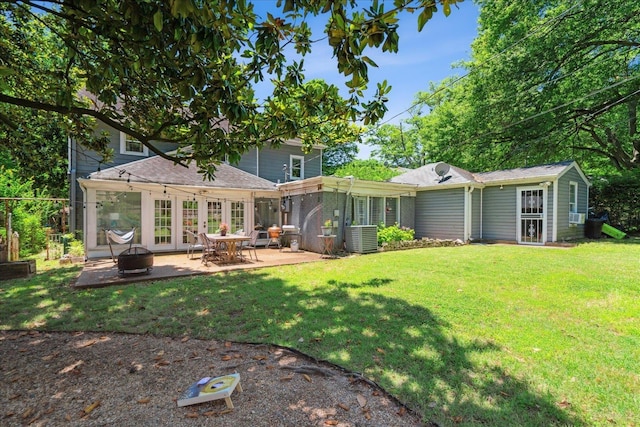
[117,247,154,276]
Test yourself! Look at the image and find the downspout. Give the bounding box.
[341,176,355,249]
[467,187,475,242]
[480,188,483,240]
[552,180,558,242]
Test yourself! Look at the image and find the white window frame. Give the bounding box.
[290,155,304,180]
[120,131,149,156]
[569,181,578,213]
[352,196,400,226]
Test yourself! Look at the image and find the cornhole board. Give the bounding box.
[177,373,242,408]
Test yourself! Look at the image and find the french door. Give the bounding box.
[517,187,546,245]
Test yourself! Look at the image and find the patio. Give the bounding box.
[73,247,326,289]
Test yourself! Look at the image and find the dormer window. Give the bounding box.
[120,132,148,156]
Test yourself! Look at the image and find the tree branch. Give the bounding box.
[0,93,188,167]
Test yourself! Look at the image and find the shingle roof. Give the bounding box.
[89,156,277,190]
[473,161,574,183]
[389,163,480,187]
[390,160,578,188]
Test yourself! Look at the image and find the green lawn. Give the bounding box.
[1,241,639,426]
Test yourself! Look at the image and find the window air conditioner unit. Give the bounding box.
[568,213,585,224]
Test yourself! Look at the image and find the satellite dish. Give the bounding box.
[434,162,450,177]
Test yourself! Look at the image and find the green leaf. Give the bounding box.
[153,10,163,32]
[443,2,451,17]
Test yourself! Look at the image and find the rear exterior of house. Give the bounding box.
[70,121,325,258]
[71,122,591,258]
[392,161,591,245]
[476,161,590,244]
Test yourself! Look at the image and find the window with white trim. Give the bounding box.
[369,197,384,226]
[351,196,400,226]
[352,196,367,225]
[290,155,304,180]
[230,201,245,233]
[569,181,578,213]
[120,131,148,156]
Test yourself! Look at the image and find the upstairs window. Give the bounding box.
[569,181,578,213]
[290,155,304,180]
[120,132,148,156]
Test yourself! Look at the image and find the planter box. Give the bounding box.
[0,259,37,281]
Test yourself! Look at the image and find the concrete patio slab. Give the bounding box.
[73,247,326,289]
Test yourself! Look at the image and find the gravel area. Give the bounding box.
[1,330,423,426]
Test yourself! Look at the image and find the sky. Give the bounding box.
[253,1,481,159]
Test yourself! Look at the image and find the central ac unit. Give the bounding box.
[345,225,378,254]
[569,212,586,224]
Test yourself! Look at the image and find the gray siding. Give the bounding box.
[258,145,322,183]
[471,189,481,240]
[415,188,465,240]
[70,122,178,234]
[233,148,258,175]
[546,184,555,241]
[482,186,518,241]
[557,167,589,240]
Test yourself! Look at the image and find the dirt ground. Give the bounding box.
[1,330,424,426]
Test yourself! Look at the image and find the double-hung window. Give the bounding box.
[290,155,304,180]
[569,181,578,213]
[120,131,148,156]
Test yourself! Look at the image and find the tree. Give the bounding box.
[333,159,401,181]
[460,0,639,171]
[0,11,76,195]
[322,141,359,176]
[0,0,463,179]
[390,0,639,174]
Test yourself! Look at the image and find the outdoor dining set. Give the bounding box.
[185,230,258,265]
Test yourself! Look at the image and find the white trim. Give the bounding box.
[516,186,547,245]
[569,181,578,213]
[289,155,304,180]
[552,180,558,242]
[119,132,149,156]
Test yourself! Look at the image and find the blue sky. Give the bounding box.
[253,1,480,158]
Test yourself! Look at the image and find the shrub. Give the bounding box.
[377,223,415,246]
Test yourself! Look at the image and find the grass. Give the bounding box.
[1,241,639,426]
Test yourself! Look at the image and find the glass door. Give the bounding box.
[152,198,174,249]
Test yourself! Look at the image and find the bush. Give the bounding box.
[377,223,415,246]
[590,170,640,234]
[16,213,47,257]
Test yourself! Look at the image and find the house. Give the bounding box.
[388,160,591,245]
[71,121,590,258]
[276,160,590,252]
[69,121,325,258]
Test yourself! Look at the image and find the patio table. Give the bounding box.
[205,234,250,263]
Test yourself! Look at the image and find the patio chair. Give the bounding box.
[199,233,219,265]
[185,230,204,259]
[243,230,260,261]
